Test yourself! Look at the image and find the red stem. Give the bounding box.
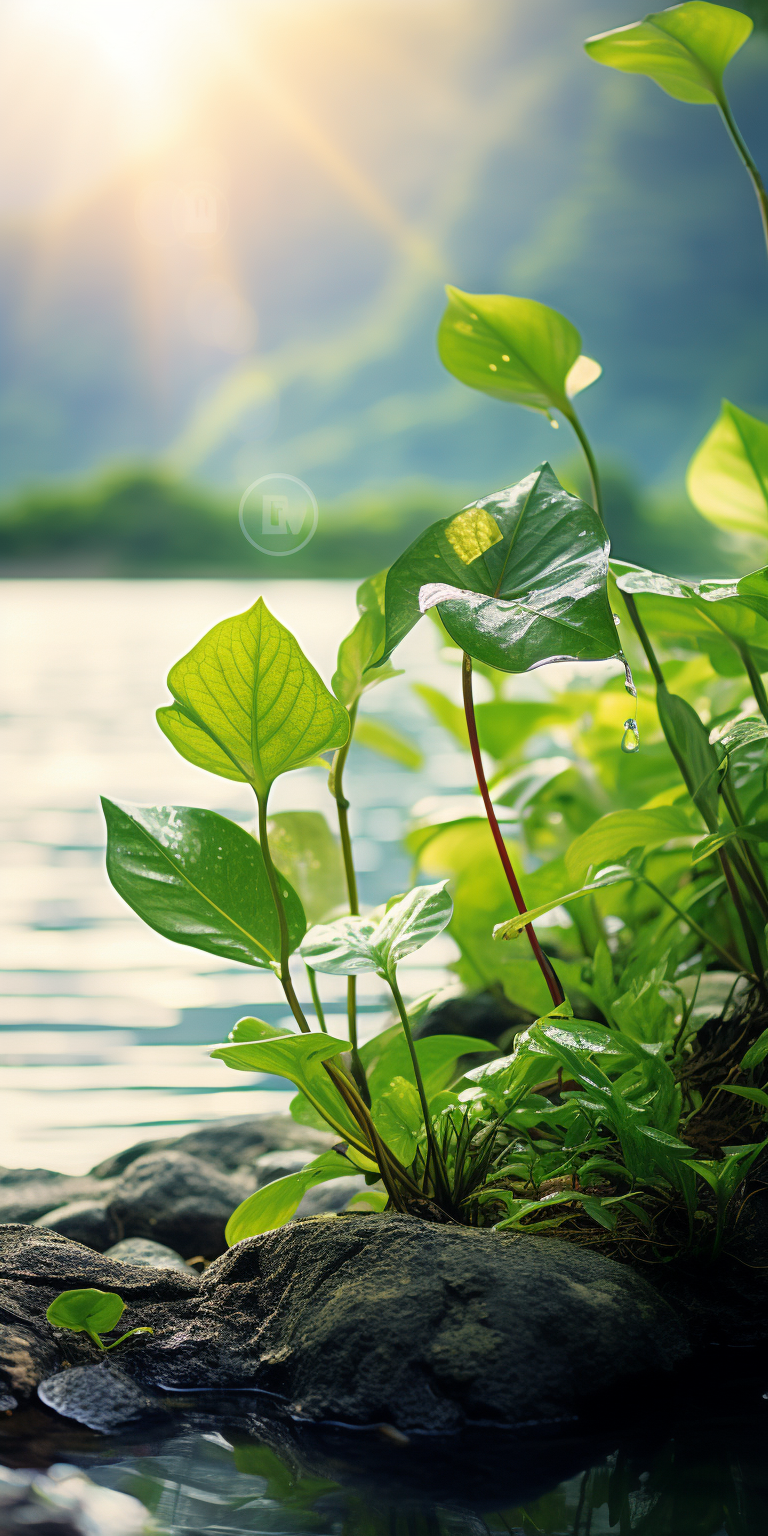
[462,653,564,1008]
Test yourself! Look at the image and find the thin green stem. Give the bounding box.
[717,92,768,265]
[564,405,603,524]
[620,592,666,689]
[719,775,768,917]
[256,792,311,1034]
[306,963,328,1032]
[389,972,451,1203]
[329,700,369,1103]
[737,643,768,726]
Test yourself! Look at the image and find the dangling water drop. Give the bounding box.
[623,661,637,699]
[621,717,640,754]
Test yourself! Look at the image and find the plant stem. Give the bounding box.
[306,964,328,1032]
[717,93,768,265]
[256,792,311,1034]
[389,973,451,1203]
[564,405,603,523]
[619,592,666,688]
[736,643,768,726]
[462,652,565,1007]
[718,849,767,996]
[329,701,370,1103]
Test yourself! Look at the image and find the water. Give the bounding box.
[0,580,474,1174]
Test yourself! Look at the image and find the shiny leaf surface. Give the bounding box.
[585,3,752,105]
[300,882,453,981]
[225,1151,353,1244]
[438,286,595,416]
[687,400,768,537]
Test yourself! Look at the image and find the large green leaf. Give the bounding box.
[376,464,622,675]
[102,799,306,968]
[225,1150,353,1244]
[687,401,768,537]
[372,1075,423,1164]
[656,687,722,828]
[157,597,349,796]
[300,882,453,982]
[613,559,768,672]
[332,570,402,708]
[565,806,693,884]
[211,1030,361,1143]
[437,287,600,416]
[585,3,752,106]
[266,811,346,925]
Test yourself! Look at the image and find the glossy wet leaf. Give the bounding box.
[585,3,752,105]
[300,882,453,982]
[687,400,768,537]
[372,1075,423,1164]
[353,717,423,769]
[157,597,349,795]
[565,806,693,884]
[711,713,768,757]
[266,810,346,925]
[438,287,598,417]
[228,1016,293,1043]
[332,571,402,708]
[376,464,621,675]
[692,824,768,864]
[493,866,637,940]
[46,1289,125,1336]
[225,1150,353,1244]
[210,1029,362,1144]
[102,799,306,969]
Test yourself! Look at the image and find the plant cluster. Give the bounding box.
[103,3,768,1263]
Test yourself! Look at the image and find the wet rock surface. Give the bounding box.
[136,1213,690,1432]
[38,1363,164,1433]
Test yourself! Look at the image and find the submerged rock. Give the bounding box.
[104,1151,250,1259]
[38,1362,164,1432]
[138,1213,689,1432]
[0,1463,152,1534]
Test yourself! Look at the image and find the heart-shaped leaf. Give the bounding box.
[300,882,453,982]
[266,811,346,925]
[585,3,752,106]
[225,1150,353,1244]
[228,1016,293,1042]
[333,571,402,708]
[46,1289,125,1335]
[565,806,694,885]
[211,1030,361,1145]
[687,401,768,538]
[376,464,622,675]
[157,597,349,796]
[102,799,306,969]
[438,287,600,417]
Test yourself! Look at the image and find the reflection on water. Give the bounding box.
[0,580,472,1174]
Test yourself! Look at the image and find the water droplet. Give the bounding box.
[621,718,640,754]
[550,418,559,429]
[501,354,510,362]
[623,661,637,698]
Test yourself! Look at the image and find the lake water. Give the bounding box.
[0,580,473,1175]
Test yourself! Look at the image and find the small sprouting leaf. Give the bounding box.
[585,3,752,106]
[157,597,349,796]
[266,810,346,925]
[353,717,423,769]
[438,287,597,417]
[211,1030,362,1146]
[225,1150,353,1243]
[300,882,453,982]
[332,571,402,708]
[687,401,768,537]
[102,799,306,969]
[377,464,621,675]
[493,866,637,940]
[565,806,693,885]
[46,1289,125,1337]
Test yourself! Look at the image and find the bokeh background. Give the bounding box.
[1,0,767,575]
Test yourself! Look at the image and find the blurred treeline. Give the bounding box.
[0,463,730,579]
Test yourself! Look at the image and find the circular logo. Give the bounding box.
[239,474,319,557]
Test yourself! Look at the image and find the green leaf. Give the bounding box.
[412,684,468,746]
[225,1150,353,1244]
[474,700,569,760]
[493,866,637,940]
[692,823,768,864]
[300,882,453,982]
[710,714,768,756]
[353,717,423,769]
[565,807,693,885]
[46,1289,125,1336]
[228,1016,293,1043]
[687,401,768,536]
[266,810,346,925]
[741,1028,768,1070]
[438,286,599,417]
[585,3,752,106]
[720,1083,768,1112]
[372,1075,423,1163]
[366,1033,497,1104]
[656,686,723,828]
[157,597,349,796]
[332,571,402,708]
[102,799,306,969]
[346,1189,389,1212]
[211,1030,362,1144]
[377,464,622,675]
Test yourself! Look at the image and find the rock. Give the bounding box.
[103,1238,195,1274]
[294,1176,366,1218]
[35,1201,118,1251]
[90,1114,334,1180]
[0,1224,198,1400]
[254,1148,318,1185]
[0,1463,152,1534]
[139,1213,689,1432]
[38,1362,164,1432]
[0,1175,114,1226]
[105,1152,249,1259]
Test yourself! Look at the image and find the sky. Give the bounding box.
[0,0,766,505]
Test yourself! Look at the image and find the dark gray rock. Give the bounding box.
[0,1224,198,1400]
[138,1213,690,1432]
[90,1114,334,1180]
[35,1200,118,1251]
[294,1176,366,1218]
[38,1362,164,1432]
[103,1238,195,1274]
[253,1148,318,1185]
[0,1175,114,1225]
[105,1151,249,1259]
[0,1462,151,1533]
